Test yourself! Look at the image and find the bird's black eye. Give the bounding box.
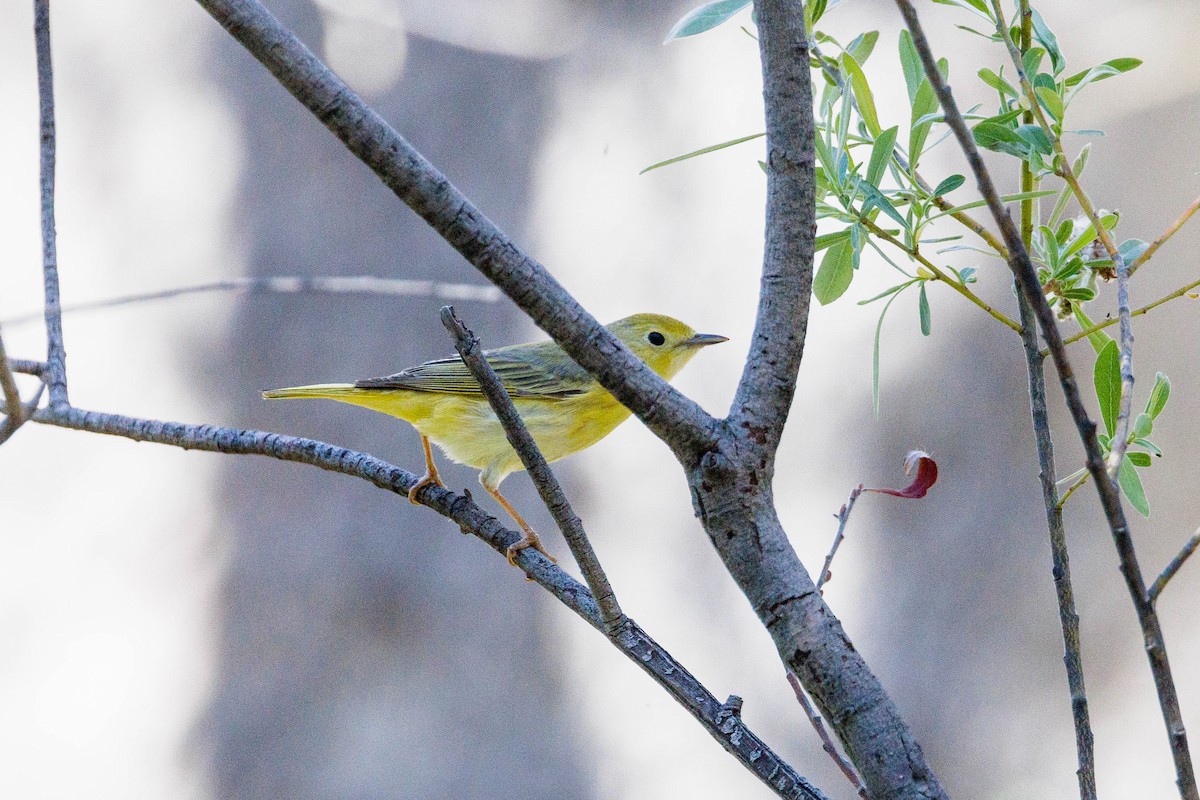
[647,331,666,346]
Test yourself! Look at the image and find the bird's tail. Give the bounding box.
[262,383,359,400]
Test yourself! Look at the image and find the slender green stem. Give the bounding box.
[1130,194,1200,275]
[1057,473,1090,509]
[859,216,1023,332]
[1050,276,1200,354]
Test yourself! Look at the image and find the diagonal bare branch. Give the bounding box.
[440,306,623,629]
[193,0,720,464]
[30,403,826,799]
[1149,529,1200,606]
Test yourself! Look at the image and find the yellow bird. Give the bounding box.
[263,313,727,564]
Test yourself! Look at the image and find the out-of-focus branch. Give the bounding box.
[440,306,623,629]
[193,0,720,464]
[0,329,23,422]
[34,0,67,408]
[893,3,1197,796]
[30,403,826,800]
[1149,529,1200,606]
[1,276,503,327]
[728,0,815,458]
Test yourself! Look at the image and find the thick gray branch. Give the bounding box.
[34,0,67,408]
[730,0,815,462]
[31,404,825,799]
[193,0,719,463]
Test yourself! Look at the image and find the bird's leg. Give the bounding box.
[482,481,556,567]
[407,434,445,504]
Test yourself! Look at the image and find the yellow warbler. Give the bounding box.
[263,313,727,563]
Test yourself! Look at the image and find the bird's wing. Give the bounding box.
[354,348,586,399]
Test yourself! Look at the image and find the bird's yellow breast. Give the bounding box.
[338,385,632,485]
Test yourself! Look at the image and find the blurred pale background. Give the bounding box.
[1,0,1198,798]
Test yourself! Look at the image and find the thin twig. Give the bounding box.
[858,216,1022,332]
[1014,3,1096,784]
[1056,276,1200,352]
[2,276,503,327]
[34,0,67,409]
[893,4,1197,796]
[1130,195,1200,275]
[1149,529,1200,606]
[439,306,624,630]
[30,403,825,800]
[786,672,868,799]
[817,485,862,592]
[7,359,46,377]
[1056,472,1090,510]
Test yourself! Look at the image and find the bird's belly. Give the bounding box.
[418,392,631,481]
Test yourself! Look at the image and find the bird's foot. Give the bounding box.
[506,530,556,568]
[407,471,445,505]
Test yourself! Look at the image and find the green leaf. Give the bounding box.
[814,229,854,253]
[841,53,881,136]
[873,287,908,415]
[909,79,939,169]
[1031,10,1064,74]
[973,120,1029,157]
[1119,238,1150,266]
[928,189,1055,221]
[858,279,918,305]
[1134,438,1163,457]
[1118,456,1150,517]
[918,283,932,335]
[1128,451,1152,468]
[1146,372,1171,419]
[1036,85,1064,121]
[847,31,879,65]
[664,0,752,41]
[898,30,923,102]
[1094,340,1120,438]
[814,240,855,305]
[857,179,908,229]
[1060,287,1096,302]
[932,174,965,198]
[640,132,764,174]
[978,67,1018,98]
[1073,306,1114,353]
[1064,58,1142,88]
[1132,412,1153,441]
[808,0,829,26]
[1014,124,1053,155]
[931,0,993,19]
[865,126,899,187]
[1022,47,1046,82]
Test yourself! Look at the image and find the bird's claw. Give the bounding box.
[407,472,445,505]
[506,530,556,568]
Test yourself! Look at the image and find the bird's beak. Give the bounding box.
[682,332,729,347]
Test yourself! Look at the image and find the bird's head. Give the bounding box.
[607,313,728,381]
